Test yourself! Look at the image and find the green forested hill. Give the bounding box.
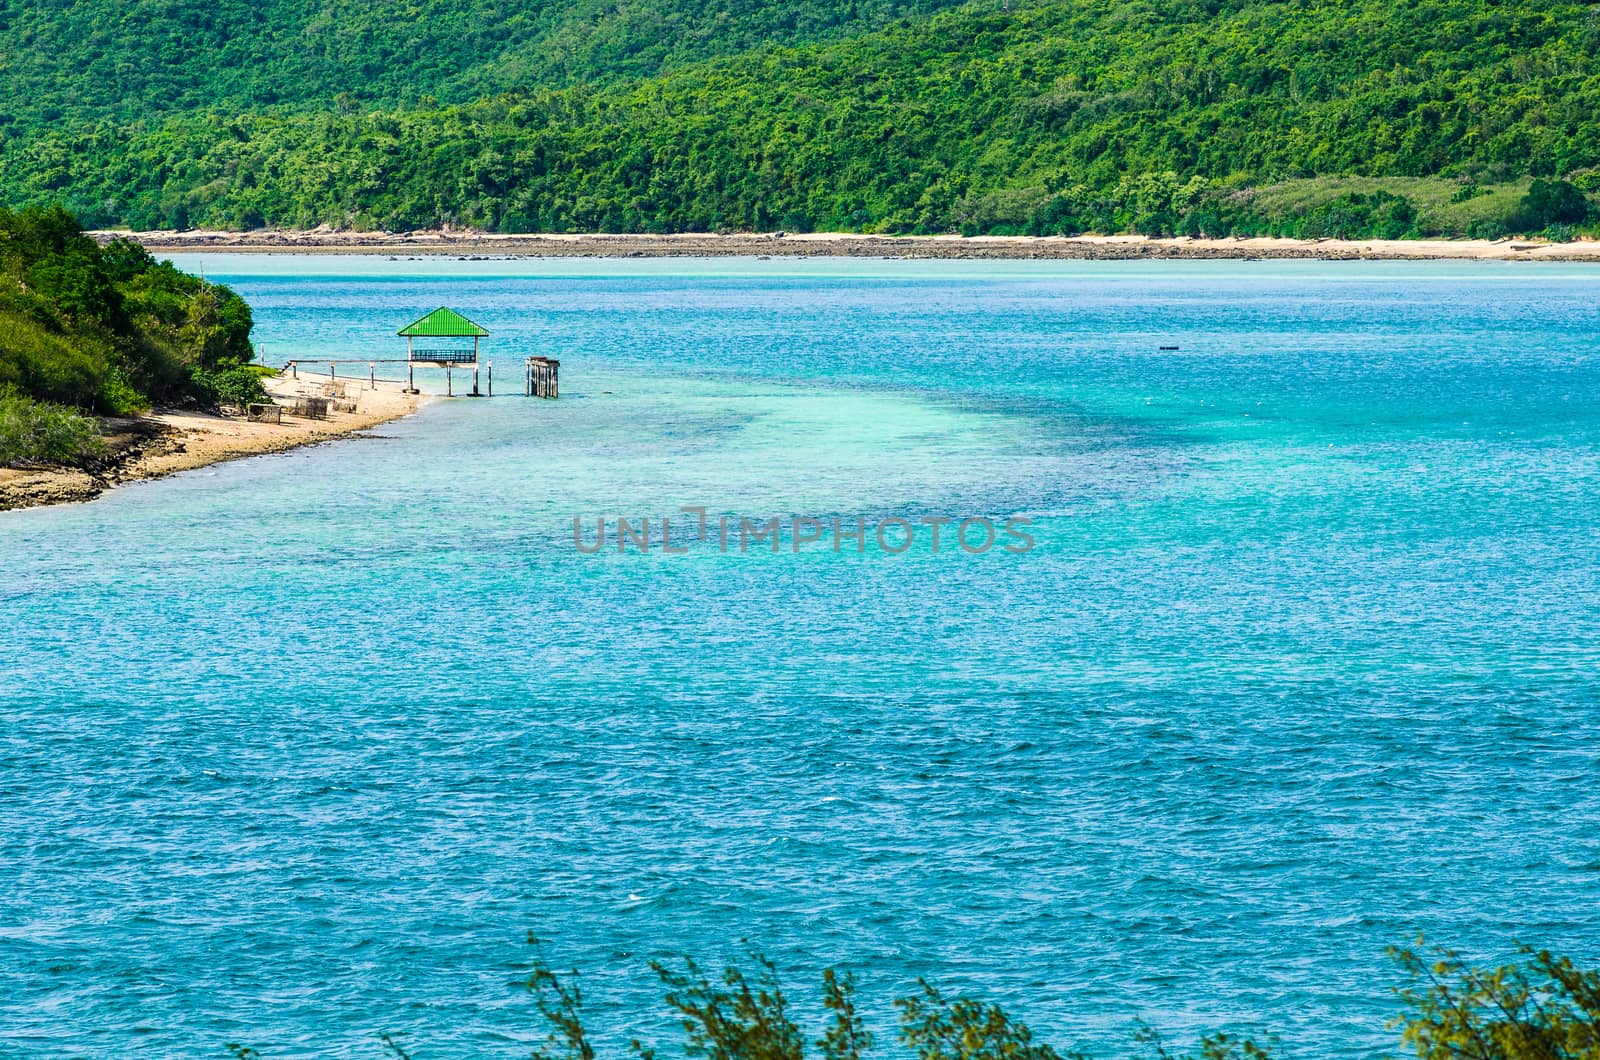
[2,0,1598,237]
[0,206,257,415]
[0,0,965,122]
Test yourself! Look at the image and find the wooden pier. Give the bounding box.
[525,357,560,398]
[280,356,559,400]
[277,309,561,400]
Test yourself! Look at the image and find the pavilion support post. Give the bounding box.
[487,361,493,397]
[447,363,453,397]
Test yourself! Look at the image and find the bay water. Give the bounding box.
[2,256,1598,1057]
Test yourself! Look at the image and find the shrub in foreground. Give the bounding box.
[224,939,1600,1060]
[1391,942,1600,1059]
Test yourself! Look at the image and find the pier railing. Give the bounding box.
[280,356,555,399]
[408,348,478,363]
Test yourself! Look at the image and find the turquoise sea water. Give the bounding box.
[3,256,1600,1058]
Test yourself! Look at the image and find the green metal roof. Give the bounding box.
[398,307,489,337]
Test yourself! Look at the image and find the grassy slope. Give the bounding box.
[1244,177,1535,236]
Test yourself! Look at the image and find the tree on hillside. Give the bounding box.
[1516,180,1592,232]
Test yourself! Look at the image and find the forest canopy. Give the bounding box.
[2,0,1598,237]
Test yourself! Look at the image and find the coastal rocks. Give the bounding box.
[0,382,421,513]
[90,228,1600,261]
[0,418,176,511]
[0,468,107,510]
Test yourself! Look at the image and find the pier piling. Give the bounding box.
[524,357,560,398]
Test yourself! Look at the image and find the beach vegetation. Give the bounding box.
[550,941,1596,1060]
[192,365,271,409]
[1391,941,1600,1060]
[0,205,257,448]
[1514,180,1592,235]
[0,387,106,467]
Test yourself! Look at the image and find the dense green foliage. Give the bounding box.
[0,0,966,125]
[3,0,1600,237]
[1516,179,1593,233]
[0,205,256,424]
[228,939,1600,1059]
[192,365,272,410]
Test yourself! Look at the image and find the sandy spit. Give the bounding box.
[0,374,425,513]
[96,228,1600,261]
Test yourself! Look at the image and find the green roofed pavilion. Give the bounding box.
[397,307,490,338]
[399,307,489,396]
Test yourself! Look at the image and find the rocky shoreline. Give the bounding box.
[0,377,424,513]
[96,228,1600,261]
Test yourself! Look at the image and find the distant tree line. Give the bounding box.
[2,0,1599,238]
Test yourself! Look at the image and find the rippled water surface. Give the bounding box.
[3,256,1599,1058]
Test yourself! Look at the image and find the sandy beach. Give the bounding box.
[0,374,424,512]
[98,228,1600,261]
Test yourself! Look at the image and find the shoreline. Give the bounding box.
[97,228,1600,261]
[0,374,425,513]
